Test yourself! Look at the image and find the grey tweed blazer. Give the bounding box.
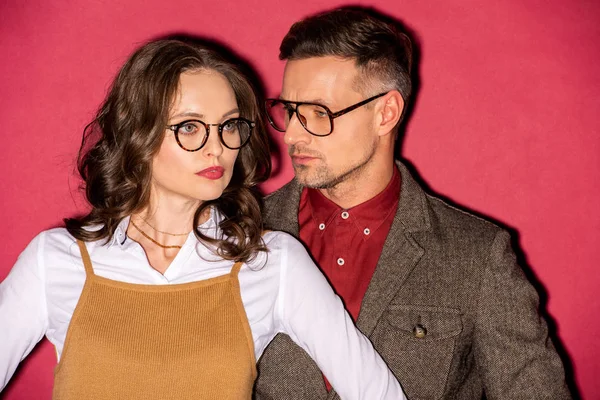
[254,161,571,400]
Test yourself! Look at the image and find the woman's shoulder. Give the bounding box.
[259,230,314,271]
[40,222,120,251]
[262,230,306,253]
[42,226,77,244]
[21,227,77,258]
[9,228,77,281]
[22,225,112,259]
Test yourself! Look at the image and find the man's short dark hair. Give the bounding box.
[280,8,413,103]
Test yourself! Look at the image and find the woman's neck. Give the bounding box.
[136,189,211,233]
[135,204,197,236]
[127,195,210,275]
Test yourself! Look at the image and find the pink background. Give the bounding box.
[1,0,598,398]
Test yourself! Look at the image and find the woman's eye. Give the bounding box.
[180,122,199,135]
[222,121,238,133]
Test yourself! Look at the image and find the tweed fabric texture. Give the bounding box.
[254,161,571,400]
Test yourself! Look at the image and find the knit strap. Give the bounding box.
[230,261,243,277]
[76,240,95,277]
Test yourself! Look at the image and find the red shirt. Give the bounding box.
[298,166,401,390]
[299,165,401,320]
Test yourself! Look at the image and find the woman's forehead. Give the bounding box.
[170,70,238,118]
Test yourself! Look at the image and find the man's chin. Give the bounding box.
[295,173,332,189]
[294,165,342,189]
[293,166,314,186]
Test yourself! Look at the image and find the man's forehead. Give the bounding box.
[281,56,361,103]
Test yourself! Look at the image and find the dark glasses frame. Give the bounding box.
[167,117,255,152]
[265,92,387,137]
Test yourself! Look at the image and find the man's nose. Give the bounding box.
[283,112,312,146]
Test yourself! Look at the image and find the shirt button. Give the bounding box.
[337,257,345,266]
[413,324,427,338]
[341,211,349,219]
[319,223,326,230]
[363,228,370,235]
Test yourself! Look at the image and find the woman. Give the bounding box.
[0,39,405,399]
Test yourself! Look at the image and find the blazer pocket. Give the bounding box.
[372,305,463,400]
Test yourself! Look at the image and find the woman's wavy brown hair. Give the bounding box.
[65,39,271,263]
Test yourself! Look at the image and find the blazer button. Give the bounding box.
[413,324,427,338]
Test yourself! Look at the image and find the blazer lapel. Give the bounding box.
[325,222,422,400]
[356,162,430,336]
[327,162,431,400]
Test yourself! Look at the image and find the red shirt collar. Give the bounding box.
[305,165,401,235]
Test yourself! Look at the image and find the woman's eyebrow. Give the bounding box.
[171,111,204,119]
[170,108,239,120]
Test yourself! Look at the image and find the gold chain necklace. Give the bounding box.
[130,220,183,249]
[140,217,189,236]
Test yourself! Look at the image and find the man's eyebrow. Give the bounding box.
[278,96,332,106]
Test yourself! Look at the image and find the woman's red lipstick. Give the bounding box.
[196,166,224,180]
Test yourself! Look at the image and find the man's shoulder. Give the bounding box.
[262,179,302,234]
[264,179,298,204]
[263,167,505,244]
[263,179,301,216]
[413,191,509,262]
[426,193,502,235]
[396,161,503,244]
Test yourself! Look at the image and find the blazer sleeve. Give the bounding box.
[474,230,571,399]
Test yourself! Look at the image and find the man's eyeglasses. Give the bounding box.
[265,92,387,137]
[167,117,254,152]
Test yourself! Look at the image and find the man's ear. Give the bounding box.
[376,90,404,137]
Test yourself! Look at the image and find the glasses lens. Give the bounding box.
[266,101,292,132]
[221,119,252,149]
[296,104,331,136]
[176,121,207,151]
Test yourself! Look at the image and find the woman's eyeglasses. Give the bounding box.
[167,117,254,152]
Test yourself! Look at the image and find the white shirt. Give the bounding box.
[0,209,405,399]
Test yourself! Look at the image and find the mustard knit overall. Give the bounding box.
[52,240,256,399]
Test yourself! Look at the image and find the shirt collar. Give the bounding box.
[197,207,222,239]
[306,165,401,235]
[108,207,222,248]
[109,216,131,248]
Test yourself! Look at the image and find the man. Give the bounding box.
[255,7,571,400]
